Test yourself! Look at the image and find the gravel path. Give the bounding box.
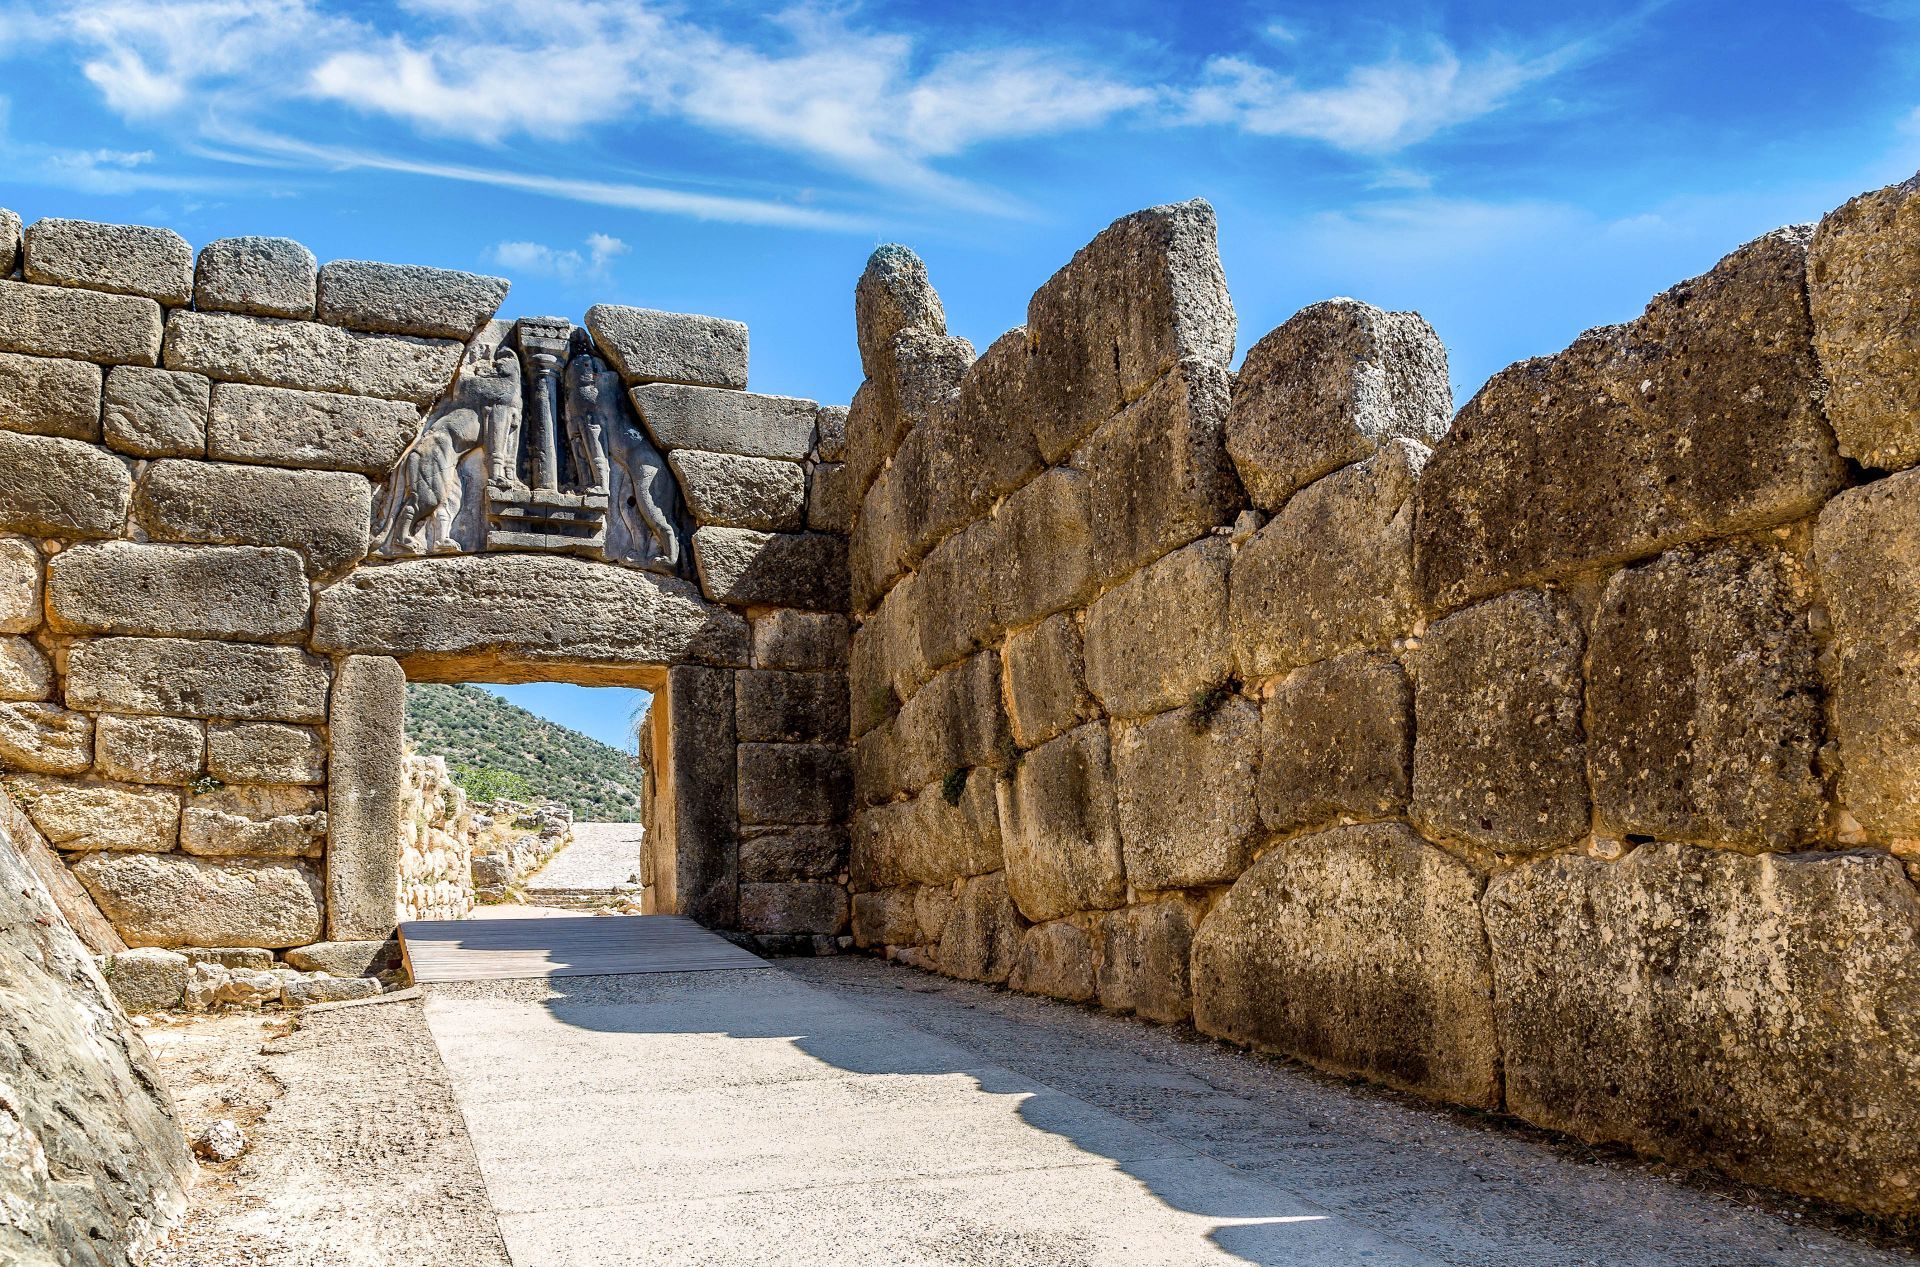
[526,821,643,896]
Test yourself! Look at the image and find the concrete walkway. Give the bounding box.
[417,956,1909,1267]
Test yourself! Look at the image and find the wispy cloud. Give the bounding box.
[487,232,631,284]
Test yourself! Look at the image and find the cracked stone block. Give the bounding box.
[7,776,180,853]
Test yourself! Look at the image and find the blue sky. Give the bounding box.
[3,0,1917,749]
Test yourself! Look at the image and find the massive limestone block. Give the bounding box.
[739,825,846,883]
[938,870,1023,983]
[1486,844,1920,1214]
[941,328,1044,516]
[194,235,318,320]
[1230,441,1423,680]
[0,636,51,701]
[207,382,420,474]
[73,852,324,948]
[327,655,403,940]
[752,608,849,672]
[1097,899,1194,1024]
[1809,172,1920,471]
[1026,199,1236,463]
[1193,823,1499,1106]
[1410,589,1589,854]
[855,243,947,378]
[852,775,1001,889]
[1817,470,1920,837]
[181,804,325,858]
[1001,612,1099,750]
[887,651,1010,799]
[0,278,162,365]
[735,669,848,744]
[586,304,748,390]
[669,449,806,530]
[1258,652,1411,836]
[66,637,330,723]
[910,516,998,673]
[0,206,17,274]
[692,526,847,611]
[634,384,814,459]
[854,329,975,506]
[137,459,371,574]
[1083,535,1229,720]
[1084,360,1241,588]
[739,881,846,936]
[103,365,209,458]
[1588,544,1824,848]
[162,310,464,406]
[1226,299,1451,511]
[1415,227,1843,613]
[993,465,1099,635]
[737,742,851,826]
[0,537,39,632]
[207,721,325,785]
[315,553,747,676]
[997,722,1128,923]
[849,578,922,737]
[0,431,133,539]
[852,886,920,949]
[0,703,92,774]
[1009,919,1096,1002]
[7,777,179,852]
[93,714,205,784]
[316,260,508,340]
[47,541,310,642]
[1112,699,1259,890]
[0,350,102,441]
[23,217,192,304]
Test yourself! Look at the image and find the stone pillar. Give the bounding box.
[326,655,406,939]
[661,664,739,927]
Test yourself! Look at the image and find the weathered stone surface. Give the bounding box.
[0,537,39,633]
[194,236,317,320]
[182,946,276,971]
[162,310,464,405]
[0,207,17,274]
[693,527,847,611]
[315,553,748,676]
[103,365,208,458]
[0,635,47,701]
[739,881,847,935]
[816,403,848,461]
[1009,920,1096,1002]
[0,351,102,441]
[1001,612,1099,750]
[735,669,848,744]
[282,939,397,976]
[0,812,193,1266]
[860,329,974,492]
[852,775,1001,889]
[280,974,381,1007]
[915,884,954,946]
[587,304,748,390]
[1816,470,1920,837]
[106,947,190,1013]
[651,665,740,926]
[739,826,846,883]
[0,277,162,365]
[1489,844,1920,1214]
[852,886,919,949]
[991,465,1099,636]
[137,460,371,574]
[634,384,815,459]
[997,722,1127,923]
[0,703,92,774]
[66,637,330,723]
[48,541,310,642]
[24,218,192,304]
[1193,823,1499,1106]
[1083,535,1229,720]
[327,655,403,940]
[181,804,325,858]
[5,799,124,955]
[194,784,322,820]
[8,776,179,852]
[1258,652,1411,836]
[1084,360,1241,588]
[1230,441,1423,679]
[807,460,857,534]
[1026,200,1235,462]
[317,260,507,339]
[937,871,1023,983]
[208,382,420,474]
[1415,228,1842,613]
[1113,699,1258,890]
[752,608,848,671]
[93,714,204,785]
[905,517,996,673]
[737,742,850,826]
[1410,589,1588,854]
[0,431,132,539]
[73,852,323,948]
[1810,173,1920,470]
[855,244,948,378]
[207,722,326,785]
[1097,900,1194,1024]
[1589,544,1824,848]
[669,449,806,530]
[849,574,923,736]
[1227,300,1452,511]
[882,651,1010,800]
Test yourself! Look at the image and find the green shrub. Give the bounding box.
[941,766,969,806]
[452,765,536,805]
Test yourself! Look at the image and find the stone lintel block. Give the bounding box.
[737,742,851,826]
[739,825,848,883]
[0,430,133,539]
[327,655,404,940]
[136,460,372,576]
[587,304,748,390]
[1808,171,1920,471]
[0,635,51,701]
[208,382,420,475]
[66,636,330,723]
[23,218,192,304]
[937,870,1022,984]
[0,537,38,633]
[752,608,849,672]
[72,852,324,949]
[1001,611,1099,750]
[8,775,180,852]
[47,541,310,642]
[633,383,814,459]
[738,881,848,936]
[669,449,806,531]
[207,721,326,785]
[103,365,209,458]
[93,714,205,785]
[1258,651,1411,837]
[991,465,1096,633]
[194,236,318,320]
[162,310,464,406]
[0,277,162,365]
[735,669,849,744]
[317,259,508,340]
[1083,534,1229,720]
[1009,919,1096,1002]
[0,702,93,773]
[1193,823,1499,1107]
[0,350,102,441]
[693,526,847,611]
[1097,899,1195,1024]
[1112,698,1259,890]
[997,721,1127,923]
[1226,299,1451,511]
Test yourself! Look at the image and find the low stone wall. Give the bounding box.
[844,175,1920,1215]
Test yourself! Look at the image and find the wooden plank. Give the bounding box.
[398,913,766,984]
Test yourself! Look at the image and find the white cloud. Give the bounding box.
[487,232,632,283]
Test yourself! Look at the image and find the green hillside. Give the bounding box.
[403,683,646,821]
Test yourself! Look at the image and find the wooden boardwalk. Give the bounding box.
[398,914,766,984]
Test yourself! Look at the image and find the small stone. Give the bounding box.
[997,722,1128,923]
[587,304,748,389]
[0,207,18,274]
[669,450,806,531]
[93,714,205,784]
[7,776,180,852]
[633,384,814,459]
[194,236,318,320]
[316,260,507,340]
[279,973,382,1007]
[815,403,848,461]
[136,460,372,575]
[206,721,326,784]
[0,351,103,441]
[182,947,274,970]
[162,310,463,406]
[0,277,163,365]
[24,218,192,304]
[185,961,282,1010]
[106,947,189,1013]
[193,1119,248,1162]
[807,460,857,534]
[102,365,209,458]
[0,636,51,701]
[46,541,310,642]
[207,382,420,475]
[0,431,134,539]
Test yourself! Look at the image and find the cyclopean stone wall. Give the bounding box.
[0,211,852,972]
[844,176,1920,1216]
